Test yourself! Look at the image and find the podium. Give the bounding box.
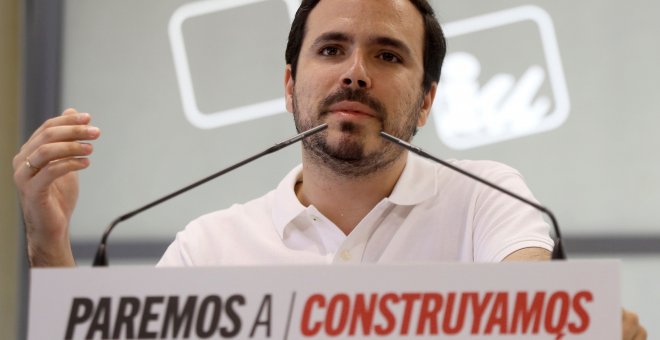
[29,260,620,339]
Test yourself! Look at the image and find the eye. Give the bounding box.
[379,52,402,63]
[319,46,341,56]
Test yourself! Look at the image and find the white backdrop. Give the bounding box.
[59,0,660,336]
[62,0,660,241]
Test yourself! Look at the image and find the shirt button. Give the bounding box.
[340,250,352,261]
[311,215,320,222]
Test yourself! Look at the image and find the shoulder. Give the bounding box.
[408,153,520,177]
[157,190,277,266]
[447,159,522,179]
[416,155,527,192]
[196,192,273,224]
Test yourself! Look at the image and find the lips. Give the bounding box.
[327,101,378,118]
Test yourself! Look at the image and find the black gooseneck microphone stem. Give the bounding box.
[92,123,328,266]
[380,131,566,260]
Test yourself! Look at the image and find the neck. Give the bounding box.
[295,151,408,235]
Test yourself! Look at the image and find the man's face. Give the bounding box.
[285,0,436,177]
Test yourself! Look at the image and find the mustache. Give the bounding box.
[318,88,387,118]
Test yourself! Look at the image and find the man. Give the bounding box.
[12,0,645,338]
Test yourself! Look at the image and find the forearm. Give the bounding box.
[502,247,551,261]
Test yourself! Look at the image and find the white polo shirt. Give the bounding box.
[157,154,554,266]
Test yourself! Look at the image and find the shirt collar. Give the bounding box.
[271,153,438,238]
[387,153,438,205]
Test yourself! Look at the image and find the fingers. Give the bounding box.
[26,127,97,164]
[13,109,100,180]
[32,141,94,167]
[21,113,99,159]
[622,309,647,340]
[25,108,90,145]
[636,327,648,340]
[14,142,94,184]
[29,158,90,191]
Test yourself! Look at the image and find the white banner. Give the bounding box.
[29,260,620,339]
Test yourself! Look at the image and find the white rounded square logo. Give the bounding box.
[433,6,570,149]
[169,0,300,130]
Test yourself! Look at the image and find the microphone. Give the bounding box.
[92,123,329,266]
[380,131,566,260]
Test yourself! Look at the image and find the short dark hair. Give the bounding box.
[285,0,446,93]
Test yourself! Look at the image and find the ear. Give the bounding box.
[417,82,437,127]
[284,64,295,113]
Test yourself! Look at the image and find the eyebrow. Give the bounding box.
[370,36,412,57]
[311,32,352,48]
[310,32,413,57]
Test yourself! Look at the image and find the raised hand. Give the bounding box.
[12,108,100,267]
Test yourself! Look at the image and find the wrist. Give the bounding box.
[26,232,75,267]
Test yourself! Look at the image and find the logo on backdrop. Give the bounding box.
[169,3,570,149]
[434,6,570,149]
[169,0,300,130]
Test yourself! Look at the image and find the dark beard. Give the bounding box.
[306,120,398,177]
[293,87,423,178]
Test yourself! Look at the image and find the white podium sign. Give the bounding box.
[29,260,620,339]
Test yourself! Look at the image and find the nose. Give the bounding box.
[340,51,372,89]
